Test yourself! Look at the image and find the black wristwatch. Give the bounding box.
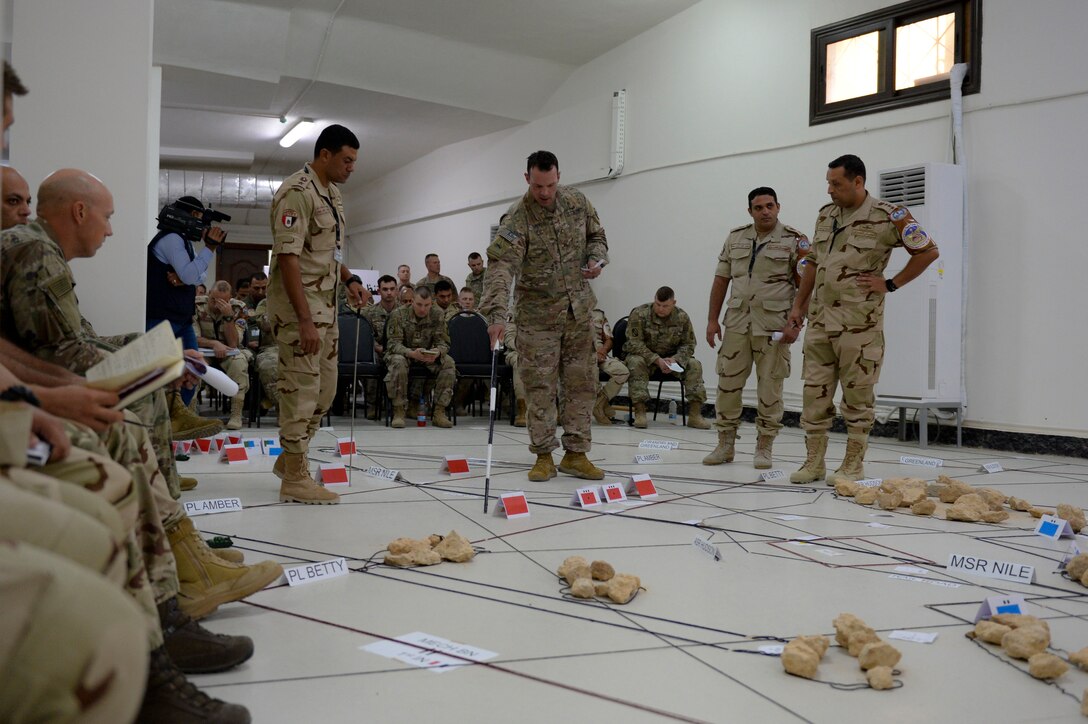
[0,384,41,407]
[885,278,898,293]
[346,274,363,287]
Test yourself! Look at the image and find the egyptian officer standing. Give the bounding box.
[267,124,366,504]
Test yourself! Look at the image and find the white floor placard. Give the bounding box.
[361,632,497,673]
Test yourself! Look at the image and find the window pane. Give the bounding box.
[895,12,956,89]
[825,31,880,103]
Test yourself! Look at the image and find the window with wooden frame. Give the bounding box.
[810,0,982,125]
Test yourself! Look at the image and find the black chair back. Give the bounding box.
[338,313,376,366]
[612,316,629,361]
[448,313,492,366]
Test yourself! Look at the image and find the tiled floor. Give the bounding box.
[181,413,1088,723]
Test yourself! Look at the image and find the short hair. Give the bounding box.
[250,271,267,282]
[235,276,251,291]
[413,286,433,300]
[424,253,439,262]
[468,252,482,261]
[828,154,866,182]
[655,286,675,303]
[378,274,397,286]
[434,279,455,294]
[3,62,27,97]
[398,264,410,272]
[313,124,359,159]
[459,287,475,296]
[527,150,559,175]
[748,187,778,206]
[211,280,232,294]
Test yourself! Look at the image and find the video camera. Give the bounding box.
[156,198,231,244]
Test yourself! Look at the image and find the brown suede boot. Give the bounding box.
[702,429,736,465]
[686,401,711,429]
[159,596,253,674]
[790,434,829,484]
[167,517,284,620]
[527,453,557,481]
[592,390,612,425]
[169,391,223,441]
[753,435,775,470]
[514,399,527,427]
[558,451,605,480]
[138,646,251,723]
[278,452,340,505]
[632,402,648,429]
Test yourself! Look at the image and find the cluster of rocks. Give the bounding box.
[383,531,476,567]
[557,556,641,604]
[781,613,901,690]
[969,613,1088,716]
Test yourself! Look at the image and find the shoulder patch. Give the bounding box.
[497,227,520,243]
[44,273,74,300]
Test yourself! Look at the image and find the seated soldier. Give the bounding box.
[194,280,251,430]
[249,295,280,411]
[433,278,458,321]
[591,307,629,424]
[384,287,455,428]
[625,286,711,430]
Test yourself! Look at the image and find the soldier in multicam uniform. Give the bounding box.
[624,287,710,430]
[384,287,456,428]
[788,154,939,484]
[465,251,486,300]
[480,150,608,482]
[414,253,456,294]
[193,280,250,430]
[433,279,458,321]
[590,308,628,424]
[266,124,366,504]
[360,274,398,418]
[704,187,809,469]
[502,321,527,427]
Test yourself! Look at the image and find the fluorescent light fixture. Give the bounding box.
[279,119,315,148]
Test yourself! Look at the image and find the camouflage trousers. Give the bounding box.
[714,331,790,436]
[597,357,629,400]
[503,348,526,401]
[275,317,338,456]
[216,348,252,402]
[626,355,707,404]
[0,541,147,723]
[518,309,595,455]
[100,332,181,499]
[255,346,280,404]
[385,353,456,409]
[801,325,885,435]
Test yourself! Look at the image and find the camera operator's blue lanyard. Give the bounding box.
[310,180,341,244]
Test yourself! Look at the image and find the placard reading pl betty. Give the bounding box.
[285,557,349,587]
[183,498,243,516]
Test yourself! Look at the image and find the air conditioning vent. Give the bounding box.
[880,166,927,206]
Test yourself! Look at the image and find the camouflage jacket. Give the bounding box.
[0,220,116,374]
[479,185,608,328]
[809,193,936,333]
[385,305,450,358]
[717,221,809,336]
[591,308,613,353]
[362,302,397,348]
[464,269,486,300]
[413,274,455,295]
[193,297,246,345]
[624,303,696,367]
[266,163,344,325]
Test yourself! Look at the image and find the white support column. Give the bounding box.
[9,0,158,336]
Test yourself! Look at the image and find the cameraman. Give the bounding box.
[145,195,226,406]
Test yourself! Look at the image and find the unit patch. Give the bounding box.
[281,210,298,229]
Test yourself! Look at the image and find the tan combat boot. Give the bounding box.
[433,406,453,428]
[167,516,284,620]
[514,399,527,427]
[226,395,244,430]
[278,452,340,505]
[592,390,612,425]
[832,433,868,483]
[790,434,828,484]
[753,435,775,469]
[632,402,648,429]
[558,451,605,480]
[180,476,198,491]
[391,405,407,429]
[528,453,557,481]
[686,401,711,429]
[169,391,224,440]
[702,429,736,465]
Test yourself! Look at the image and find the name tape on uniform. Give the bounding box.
[626,474,658,499]
[184,497,243,516]
[571,486,602,508]
[633,453,662,464]
[947,552,1034,584]
[692,536,721,562]
[900,455,943,468]
[638,440,679,450]
[493,492,530,519]
[974,595,1026,623]
[285,557,348,587]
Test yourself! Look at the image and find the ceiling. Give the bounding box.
[154,0,699,194]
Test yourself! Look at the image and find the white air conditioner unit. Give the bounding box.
[876,163,964,402]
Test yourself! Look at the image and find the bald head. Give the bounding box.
[1,166,31,229]
[36,169,114,261]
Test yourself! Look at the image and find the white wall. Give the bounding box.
[346,0,1088,438]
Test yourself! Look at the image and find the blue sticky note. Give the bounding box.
[244,440,257,448]
[1039,521,1059,537]
[995,603,1022,615]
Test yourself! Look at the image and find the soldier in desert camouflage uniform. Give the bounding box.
[193,280,250,429]
[704,187,809,469]
[625,287,710,430]
[788,155,939,484]
[384,287,455,428]
[480,150,608,482]
[266,125,366,504]
[590,308,628,424]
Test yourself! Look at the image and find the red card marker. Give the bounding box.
[219,444,249,464]
[627,474,658,499]
[337,438,357,456]
[442,455,470,474]
[495,492,530,519]
[195,438,212,454]
[317,464,349,486]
